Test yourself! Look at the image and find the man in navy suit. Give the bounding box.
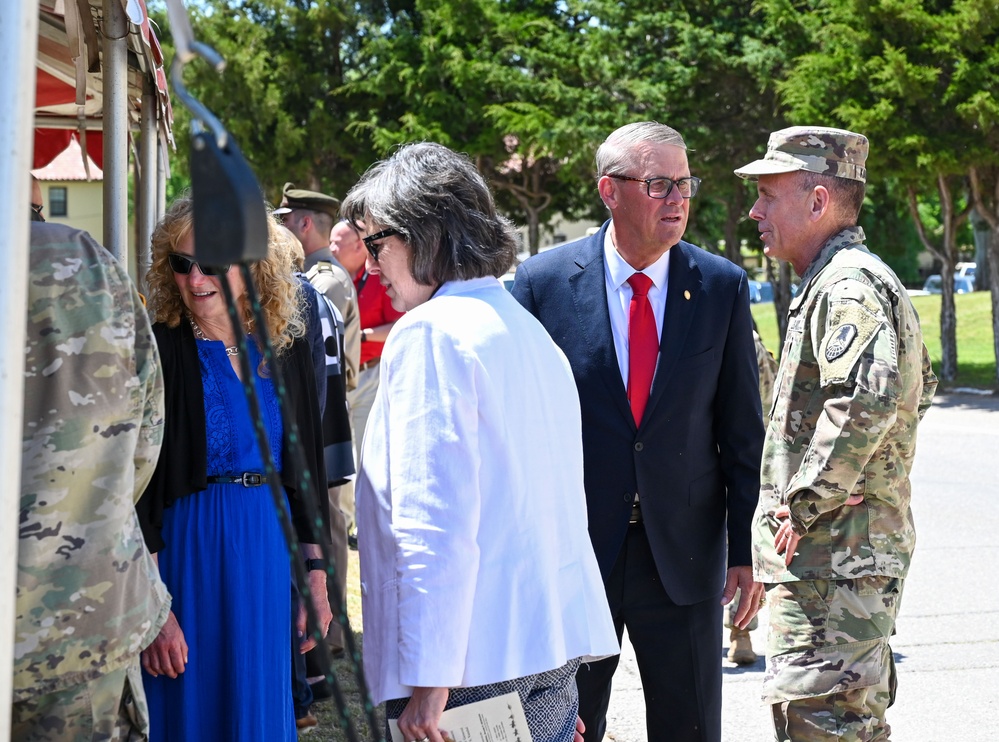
[512,121,765,742]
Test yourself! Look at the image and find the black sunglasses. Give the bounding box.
[168,253,232,276]
[362,228,401,261]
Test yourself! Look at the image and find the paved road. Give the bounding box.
[603,392,999,741]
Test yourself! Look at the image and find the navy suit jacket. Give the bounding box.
[512,222,764,605]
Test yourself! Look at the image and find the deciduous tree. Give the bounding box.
[759,0,998,381]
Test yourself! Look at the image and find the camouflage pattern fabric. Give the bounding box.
[765,577,900,741]
[754,330,778,412]
[735,127,869,183]
[11,660,149,741]
[752,225,936,731]
[753,226,937,584]
[15,223,170,704]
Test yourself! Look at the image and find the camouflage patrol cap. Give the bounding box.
[734,126,868,183]
[273,182,340,218]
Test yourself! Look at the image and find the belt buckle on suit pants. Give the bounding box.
[629,501,642,525]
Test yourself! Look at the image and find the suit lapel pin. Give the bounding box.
[684,290,691,300]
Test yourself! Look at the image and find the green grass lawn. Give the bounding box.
[310,549,386,742]
[751,290,997,392]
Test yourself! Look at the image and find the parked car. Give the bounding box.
[922,274,975,294]
[749,280,774,304]
[956,262,977,280]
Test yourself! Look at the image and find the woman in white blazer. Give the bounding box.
[341,142,618,742]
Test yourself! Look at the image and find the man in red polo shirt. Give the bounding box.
[330,220,404,540]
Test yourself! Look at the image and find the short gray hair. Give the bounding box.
[797,171,866,221]
[595,121,688,177]
[340,142,517,286]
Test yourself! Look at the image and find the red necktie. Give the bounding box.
[627,272,658,426]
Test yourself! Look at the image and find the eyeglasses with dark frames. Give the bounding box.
[167,253,232,277]
[362,228,401,261]
[606,174,701,200]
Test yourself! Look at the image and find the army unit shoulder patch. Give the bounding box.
[818,300,881,386]
[825,323,857,361]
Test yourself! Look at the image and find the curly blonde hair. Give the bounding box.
[146,197,305,354]
[272,224,307,272]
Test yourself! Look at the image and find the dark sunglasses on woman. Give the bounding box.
[168,253,232,276]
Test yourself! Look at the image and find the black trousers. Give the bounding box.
[576,523,723,742]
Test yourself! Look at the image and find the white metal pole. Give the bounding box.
[157,136,167,217]
[102,0,129,262]
[0,1,41,737]
[138,75,157,294]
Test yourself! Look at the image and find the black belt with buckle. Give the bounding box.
[206,473,269,487]
[359,357,381,372]
[629,501,643,525]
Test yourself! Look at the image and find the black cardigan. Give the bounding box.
[137,321,330,552]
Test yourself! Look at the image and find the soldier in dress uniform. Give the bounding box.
[735,127,938,741]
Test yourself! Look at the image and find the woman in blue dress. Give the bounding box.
[137,198,332,741]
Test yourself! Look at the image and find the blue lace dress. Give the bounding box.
[145,340,295,741]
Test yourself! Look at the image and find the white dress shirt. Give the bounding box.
[356,276,619,705]
[603,229,670,384]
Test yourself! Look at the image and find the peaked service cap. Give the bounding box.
[273,182,340,217]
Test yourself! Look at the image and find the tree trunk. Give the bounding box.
[907,177,971,383]
[526,206,541,256]
[989,227,999,388]
[970,208,991,292]
[968,167,999,388]
[938,258,958,382]
[493,164,552,257]
[939,174,974,382]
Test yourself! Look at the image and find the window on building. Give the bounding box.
[49,186,68,217]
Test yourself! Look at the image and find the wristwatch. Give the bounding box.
[304,558,325,572]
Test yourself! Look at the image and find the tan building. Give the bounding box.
[31,136,104,240]
[31,136,144,282]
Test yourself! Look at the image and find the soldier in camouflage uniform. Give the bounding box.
[754,330,778,411]
[735,127,937,740]
[726,329,779,665]
[14,222,170,740]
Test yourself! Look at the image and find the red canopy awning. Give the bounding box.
[33,0,172,170]
[33,129,104,170]
[35,68,77,109]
